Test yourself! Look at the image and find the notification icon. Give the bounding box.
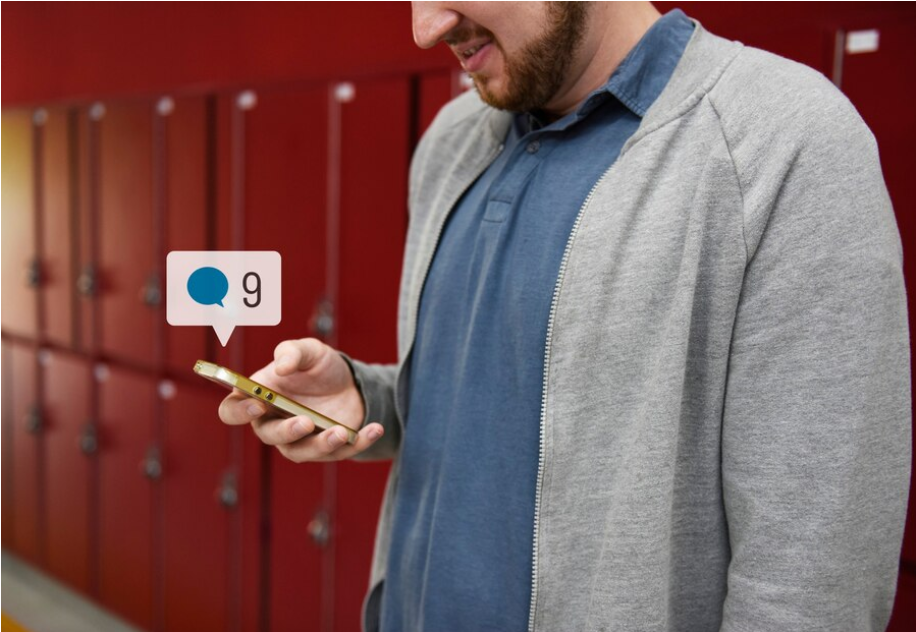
[167,251,281,346]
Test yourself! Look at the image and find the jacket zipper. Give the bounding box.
[527,161,618,632]
[393,142,506,425]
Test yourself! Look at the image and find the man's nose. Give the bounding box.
[411,2,461,49]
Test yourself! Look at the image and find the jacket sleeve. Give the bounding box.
[339,354,401,461]
[719,96,911,630]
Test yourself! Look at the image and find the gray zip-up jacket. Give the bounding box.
[347,21,911,632]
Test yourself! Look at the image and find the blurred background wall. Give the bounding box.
[2,2,915,631]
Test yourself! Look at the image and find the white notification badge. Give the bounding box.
[167,251,281,346]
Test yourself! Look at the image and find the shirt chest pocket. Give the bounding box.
[483,199,512,223]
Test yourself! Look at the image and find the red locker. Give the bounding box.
[164,96,209,375]
[212,92,266,632]
[42,349,93,594]
[7,342,43,565]
[233,85,331,632]
[160,381,233,632]
[97,101,159,367]
[1,110,39,339]
[268,456,326,632]
[334,76,411,632]
[41,108,76,348]
[238,85,329,369]
[97,364,156,630]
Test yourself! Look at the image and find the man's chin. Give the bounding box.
[471,77,521,112]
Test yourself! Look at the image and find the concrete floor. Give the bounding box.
[1,550,141,632]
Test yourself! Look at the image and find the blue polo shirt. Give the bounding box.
[379,10,695,632]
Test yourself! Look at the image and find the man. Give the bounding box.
[220,3,911,631]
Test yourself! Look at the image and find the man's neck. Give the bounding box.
[542,2,663,118]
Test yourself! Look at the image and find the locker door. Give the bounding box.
[43,349,93,594]
[213,92,266,632]
[835,20,916,629]
[2,340,16,549]
[161,381,233,632]
[1,110,39,339]
[235,85,329,632]
[97,101,158,367]
[334,76,411,632]
[41,108,77,348]
[164,96,209,374]
[8,342,43,565]
[97,365,156,630]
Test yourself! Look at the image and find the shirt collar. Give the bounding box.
[520,8,695,133]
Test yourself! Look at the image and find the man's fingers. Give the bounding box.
[252,414,316,446]
[275,423,385,463]
[219,390,267,426]
[273,338,325,376]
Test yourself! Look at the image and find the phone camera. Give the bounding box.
[254,386,262,395]
[266,393,274,401]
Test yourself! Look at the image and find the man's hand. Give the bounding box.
[218,338,384,462]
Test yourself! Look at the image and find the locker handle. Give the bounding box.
[141,446,163,480]
[307,510,331,548]
[141,273,162,307]
[26,258,41,289]
[80,424,98,455]
[77,265,98,297]
[24,405,43,434]
[216,471,239,509]
[310,299,335,340]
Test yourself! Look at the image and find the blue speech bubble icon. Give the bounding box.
[187,266,229,307]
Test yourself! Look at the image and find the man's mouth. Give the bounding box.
[462,42,488,58]
[456,39,493,72]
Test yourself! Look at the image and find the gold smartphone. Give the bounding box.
[194,360,358,445]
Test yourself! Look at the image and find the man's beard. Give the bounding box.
[469,2,591,113]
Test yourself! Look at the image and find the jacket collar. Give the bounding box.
[480,21,743,154]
